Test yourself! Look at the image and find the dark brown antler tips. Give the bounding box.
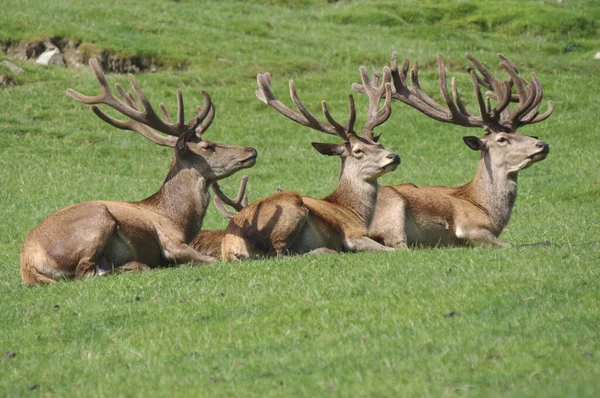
[497,53,518,73]
[390,52,399,71]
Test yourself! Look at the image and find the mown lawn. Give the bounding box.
[1,0,599,396]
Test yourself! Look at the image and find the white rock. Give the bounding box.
[595,52,600,60]
[35,47,65,66]
[1,60,24,74]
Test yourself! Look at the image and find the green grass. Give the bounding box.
[1,0,599,396]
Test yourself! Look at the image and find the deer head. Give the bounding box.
[255,70,400,183]
[66,59,257,184]
[389,52,551,175]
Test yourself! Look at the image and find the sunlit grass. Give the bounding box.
[1,0,599,396]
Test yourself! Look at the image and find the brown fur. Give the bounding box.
[190,230,226,258]
[221,134,400,261]
[20,62,257,285]
[369,133,549,248]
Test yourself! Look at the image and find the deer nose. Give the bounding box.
[246,147,257,155]
[387,153,401,164]
[536,141,549,153]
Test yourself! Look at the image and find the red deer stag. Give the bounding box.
[20,59,257,285]
[369,53,552,248]
[220,67,400,261]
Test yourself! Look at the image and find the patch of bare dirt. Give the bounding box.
[1,37,161,73]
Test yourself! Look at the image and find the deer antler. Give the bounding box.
[352,66,393,141]
[389,52,552,133]
[495,54,553,130]
[255,72,355,142]
[211,175,249,219]
[66,58,215,146]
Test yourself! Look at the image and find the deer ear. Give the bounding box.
[463,136,486,151]
[311,142,345,157]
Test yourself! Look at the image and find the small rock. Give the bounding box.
[35,47,65,67]
[595,52,600,60]
[27,385,38,391]
[2,60,24,74]
[5,351,16,358]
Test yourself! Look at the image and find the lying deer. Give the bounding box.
[20,59,257,285]
[368,52,552,248]
[220,67,400,261]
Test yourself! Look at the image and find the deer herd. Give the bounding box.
[20,52,552,286]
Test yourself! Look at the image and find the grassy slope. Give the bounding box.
[1,0,599,396]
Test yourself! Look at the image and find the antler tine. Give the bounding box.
[256,72,350,141]
[195,101,216,136]
[213,196,237,219]
[89,106,177,147]
[352,65,393,140]
[436,53,478,126]
[514,73,553,125]
[211,175,249,218]
[389,52,483,128]
[66,58,191,145]
[499,62,543,129]
[466,53,514,120]
[86,81,176,147]
[186,91,214,134]
[467,68,495,126]
[344,94,357,132]
[160,103,172,123]
[363,83,393,141]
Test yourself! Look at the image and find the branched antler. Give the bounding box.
[388,52,553,133]
[255,73,355,142]
[352,66,393,141]
[211,175,249,219]
[66,58,216,146]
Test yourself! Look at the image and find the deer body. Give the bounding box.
[371,135,548,248]
[222,169,393,261]
[369,52,552,248]
[20,59,257,285]
[220,67,400,261]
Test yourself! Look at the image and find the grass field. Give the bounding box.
[1,0,599,396]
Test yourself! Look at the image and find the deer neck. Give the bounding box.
[140,164,210,242]
[463,153,518,235]
[324,168,379,227]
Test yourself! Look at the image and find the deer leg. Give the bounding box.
[345,237,396,252]
[466,228,513,248]
[273,212,309,257]
[369,201,408,250]
[74,208,120,279]
[75,258,99,279]
[119,261,152,272]
[305,247,337,255]
[162,242,217,265]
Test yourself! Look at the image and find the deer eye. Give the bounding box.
[353,148,364,155]
[497,137,508,144]
[202,144,215,152]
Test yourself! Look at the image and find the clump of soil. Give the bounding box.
[1,37,161,73]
